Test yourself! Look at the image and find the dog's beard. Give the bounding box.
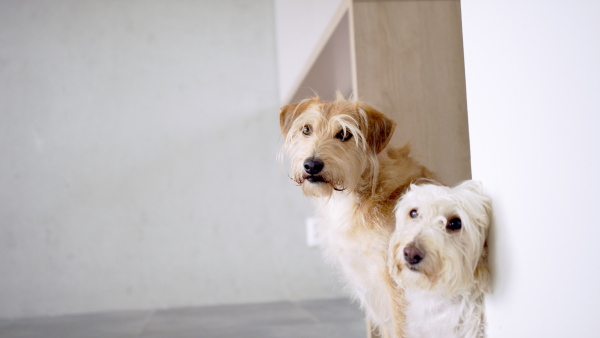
[289,150,370,198]
[297,175,347,197]
[396,250,444,292]
[390,235,461,293]
[288,167,347,198]
[301,179,335,197]
[396,244,476,295]
[294,164,361,198]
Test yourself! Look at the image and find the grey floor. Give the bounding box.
[0,298,366,338]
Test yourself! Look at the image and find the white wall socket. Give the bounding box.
[305,217,321,247]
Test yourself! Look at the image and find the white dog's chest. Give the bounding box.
[404,291,459,338]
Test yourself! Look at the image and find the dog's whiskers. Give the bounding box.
[288,175,302,186]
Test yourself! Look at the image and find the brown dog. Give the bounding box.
[279,95,433,337]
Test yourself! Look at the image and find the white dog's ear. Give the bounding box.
[474,244,492,294]
[458,180,484,194]
[357,102,396,154]
[457,180,493,226]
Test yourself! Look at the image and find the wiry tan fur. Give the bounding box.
[279,95,434,337]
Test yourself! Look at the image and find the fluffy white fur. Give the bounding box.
[389,181,492,338]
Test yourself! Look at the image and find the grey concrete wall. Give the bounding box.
[0,0,342,319]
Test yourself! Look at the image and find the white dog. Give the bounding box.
[388,181,492,338]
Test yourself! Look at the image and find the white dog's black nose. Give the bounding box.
[404,244,424,265]
[303,158,324,175]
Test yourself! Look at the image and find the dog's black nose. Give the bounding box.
[303,158,324,175]
[404,244,424,265]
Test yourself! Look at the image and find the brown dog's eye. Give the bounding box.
[409,209,418,219]
[446,217,462,231]
[335,129,353,141]
[302,125,312,136]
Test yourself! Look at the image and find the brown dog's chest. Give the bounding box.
[318,193,392,270]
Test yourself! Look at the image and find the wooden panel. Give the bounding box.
[353,0,471,185]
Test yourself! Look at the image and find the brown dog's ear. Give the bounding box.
[279,98,319,136]
[474,243,492,294]
[279,102,299,136]
[357,103,396,154]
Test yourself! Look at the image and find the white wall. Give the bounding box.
[0,0,343,319]
[462,1,600,336]
[274,0,344,104]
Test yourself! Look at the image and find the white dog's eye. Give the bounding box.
[409,209,418,219]
[446,217,462,231]
[335,129,353,141]
[302,125,312,136]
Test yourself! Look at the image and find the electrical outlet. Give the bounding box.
[305,217,321,247]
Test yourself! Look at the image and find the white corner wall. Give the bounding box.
[462,1,600,336]
[0,0,343,319]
